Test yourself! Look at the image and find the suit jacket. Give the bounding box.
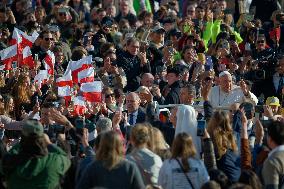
[164,81,181,105]
[253,76,283,103]
[120,108,146,139]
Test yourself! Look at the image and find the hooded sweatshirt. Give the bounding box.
[3,144,71,189]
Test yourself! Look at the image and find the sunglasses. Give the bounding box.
[257,40,265,44]
[44,37,54,41]
[105,93,115,98]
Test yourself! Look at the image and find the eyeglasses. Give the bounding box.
[44,38,54,41]
[257,40,265,44]
[105,93,115,98]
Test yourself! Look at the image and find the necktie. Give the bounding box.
[278,75,284,94]
[129,114,134,125]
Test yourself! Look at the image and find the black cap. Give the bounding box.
[168,28,182,38]
[101,16,114,27]
[167,66,181,76]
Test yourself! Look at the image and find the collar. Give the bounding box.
[268,144,284,157]
[129,109,138,116]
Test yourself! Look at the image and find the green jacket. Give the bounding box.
[133,0,152,14]
[203,20,243,46]
[4,144,71,189]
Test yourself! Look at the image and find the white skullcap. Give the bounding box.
[219,71,231,77]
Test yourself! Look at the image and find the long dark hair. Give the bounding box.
[171,132,196,172]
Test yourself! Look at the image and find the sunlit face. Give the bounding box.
[269,105,279,115]
[120,1,129,15]
[219,74,232,93]
[166,73,179,86]
[8,98,14,112]
[127,41,140,56]
[104,90,116,105]
[141,74,154,88]
[41,32,54,50]
[256,37,266,51]
[126,93,140,113]
[180,88,194,105]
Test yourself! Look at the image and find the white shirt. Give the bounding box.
[209,85,258,107]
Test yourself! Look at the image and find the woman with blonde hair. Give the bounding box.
[158,132,209,189]
[76,131,145,189]
[151,127,171,161]
[207,110,240,182]
[13,74,33,120]
[127,124,163,186]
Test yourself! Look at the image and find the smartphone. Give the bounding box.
[240,102,254,119]
[197,120,206,136]
[75,118,85,129]
[255,105,264,113]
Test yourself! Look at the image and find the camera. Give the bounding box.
[245,52,278,81]
[50,124,65,134]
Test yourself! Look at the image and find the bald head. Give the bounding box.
[141,73,154,88]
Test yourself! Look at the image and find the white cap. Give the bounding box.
[219,71,231,77]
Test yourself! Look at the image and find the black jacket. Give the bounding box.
[164,81,181,105]
[116,51,150,92]
[120,108,146,140]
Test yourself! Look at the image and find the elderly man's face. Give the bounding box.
[180,87,195,105]
[141,74,154,88]
[219,74,232,93]
[126,93,140,113]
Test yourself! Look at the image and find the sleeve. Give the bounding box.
[130,163,146,189]
[262,158,282,189]
[203,101,214,122]
[233,31,243,44]
[202,21,213,48]
[203,138,217,170]
[211,20,222,44]
[199,161,210,185]
[1,116,22,130]
[158,161,171,189]
[242,91,258,106]
[241,138,252,170]
[75,164,94,189]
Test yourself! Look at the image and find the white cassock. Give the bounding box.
[208,85,258,108]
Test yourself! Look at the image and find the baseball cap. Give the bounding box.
[266,96,280,106]
[22,120,44,137]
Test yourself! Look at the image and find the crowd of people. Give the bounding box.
[0,0,284,188]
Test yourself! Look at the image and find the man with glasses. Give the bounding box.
[31,30,55,70]
[93,16,115,55]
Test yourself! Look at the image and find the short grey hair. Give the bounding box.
[96,118,112,133]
